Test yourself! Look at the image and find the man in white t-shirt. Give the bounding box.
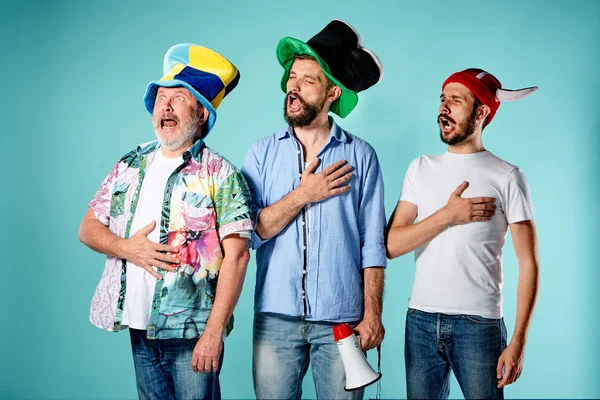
[79,44,253,400]
[386,68,540,399]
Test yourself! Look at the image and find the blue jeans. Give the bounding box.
[253,312,364,400]
[129,329,222,400]
[405,309,507,399]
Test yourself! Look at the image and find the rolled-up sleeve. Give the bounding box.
[357,148,387,269]
[241,143,269,250]
[88,162,121,227]
[214,169,254,240]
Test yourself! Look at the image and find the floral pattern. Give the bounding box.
[88,139,253,339]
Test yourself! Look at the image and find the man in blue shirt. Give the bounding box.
[241,20,386,399]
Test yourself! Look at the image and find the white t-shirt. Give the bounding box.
[122,150,252,330]
[122,150,183,329]
[399,151,533,318]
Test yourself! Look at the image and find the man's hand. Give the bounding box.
[297,158,353,203]
[120,220,180,279]
[191,329,223,373]
[443,181,497,224]
[353,315,385,351]
[496,341,525,388]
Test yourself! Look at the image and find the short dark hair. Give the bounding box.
[470,93,487,131]
[293,54,335,91]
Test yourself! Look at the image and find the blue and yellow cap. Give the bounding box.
[143,43,240,136]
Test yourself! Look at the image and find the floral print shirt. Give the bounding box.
[88,139,253,339]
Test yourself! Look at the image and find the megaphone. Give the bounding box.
[333,323,382,391]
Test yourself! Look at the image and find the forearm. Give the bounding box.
[255,188,308,240]
[78,216,126,258]
[511,259,539,346]
[387,208,451,259]
[362,267,384,319]
[204,250,251,335]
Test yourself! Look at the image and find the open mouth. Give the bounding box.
[439,115,454,133]
[287,93,303,112]
[160,118,178,129]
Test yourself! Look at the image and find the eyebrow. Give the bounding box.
[440,93,466,100]
[289,71,322,81]
[158,88,189,96]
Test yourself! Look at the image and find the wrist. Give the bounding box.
[436,207,454,227]
[204,321,226,338]
[510,332,527,347]
[292,187,310,207]
[114,237,129,259]
[362,310,382,321]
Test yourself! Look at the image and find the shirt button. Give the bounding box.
[302,246,306,250]
[296,150,301,154]
[302,290,305,294]
[302,295,306,299]
[298,173,302,177]
[303,270,307,274]
[302,221,305,226]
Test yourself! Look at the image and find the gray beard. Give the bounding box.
[156,112,201,150]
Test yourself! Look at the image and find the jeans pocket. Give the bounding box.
[407,308,418,316]
[464,314,500,326]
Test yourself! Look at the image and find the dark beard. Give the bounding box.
[283,93,324,127]
[439,105,478,145]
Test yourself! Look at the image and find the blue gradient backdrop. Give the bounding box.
[2,0,598,398]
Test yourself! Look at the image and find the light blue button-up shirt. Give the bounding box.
[241,120,386,323]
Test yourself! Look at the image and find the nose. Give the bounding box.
[439,99,450,114]
[287,80,300,94]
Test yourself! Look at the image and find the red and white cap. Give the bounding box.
[442,68,538,126]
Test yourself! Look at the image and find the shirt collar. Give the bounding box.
[135,138,205,162]
[277,116,348,143]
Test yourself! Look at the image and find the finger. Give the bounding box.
[498,364,513,388]
[323,159,348,175]
[155,261,177,272]
[155,252,181,264]
[191,355,199,373]
[329,185,351,196]
[470,196,496,204]
[328,164,353,180]
[452,181,469,197]
[330,173,353,188]
[472,204,497,211]
[138,220,157,236]
[508,366,519,385]
[157,244,179,253]
[211,359,219,373]
[514,369,522,383]
[203,359,212,374]
[496,358,504,380]
[303,157,321,175]
[144,265,163,280]
[471,210,495,217]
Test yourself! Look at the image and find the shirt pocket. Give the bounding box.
[110,182,130,218]
[180,192,216,233]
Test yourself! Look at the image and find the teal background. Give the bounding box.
[2,0,598,398]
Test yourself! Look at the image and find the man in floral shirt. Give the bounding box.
[79,43,253,400]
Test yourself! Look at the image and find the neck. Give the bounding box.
[160,140,194,158]
[292,112,331,148]
[447,127,485,154]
